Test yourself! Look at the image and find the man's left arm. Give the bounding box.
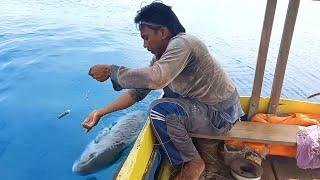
[110,38,192,91]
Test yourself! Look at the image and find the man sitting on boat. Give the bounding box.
[82,2,244,179]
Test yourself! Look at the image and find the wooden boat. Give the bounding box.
[115,97,320,179]
[116,0,320,179]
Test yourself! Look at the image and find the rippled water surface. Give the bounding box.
[0,0,319,179]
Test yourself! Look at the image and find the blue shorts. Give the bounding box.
[149,96,244,166]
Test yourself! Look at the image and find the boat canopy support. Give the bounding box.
[267,0,300,114]
[248,0,300,119]
[248,0,277,120]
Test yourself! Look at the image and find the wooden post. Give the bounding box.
[268,0,300,114]
[248,0,277,120]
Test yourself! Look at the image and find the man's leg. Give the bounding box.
[149,98,211,179]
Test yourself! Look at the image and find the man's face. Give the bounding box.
[140,25,164,57]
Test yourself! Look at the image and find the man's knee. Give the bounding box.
[149,100,168,127]
[148,98,168,114]
[149,99,188,119]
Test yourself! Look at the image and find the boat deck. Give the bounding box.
[261,156,320,180]
[169,139,320,180]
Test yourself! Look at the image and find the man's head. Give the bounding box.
[134,2,185,58]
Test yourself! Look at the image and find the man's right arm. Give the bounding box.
[82,89,150,132]
[98,89,150,115]
[99,91,136,115]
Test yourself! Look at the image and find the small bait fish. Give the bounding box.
[58,109,71,119]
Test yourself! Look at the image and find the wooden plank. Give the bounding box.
[248,0,277,120]
[190,121,302,146]
[268,0,300,114]
[269,156,320,179]
[261,160,276,180]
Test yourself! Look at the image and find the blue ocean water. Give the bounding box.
[0,0,319,179]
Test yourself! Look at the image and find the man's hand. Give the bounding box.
[82,109,104,133]
[88,64,111,82]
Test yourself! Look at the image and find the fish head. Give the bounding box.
[72,150,99,175]
[72,143,120,175]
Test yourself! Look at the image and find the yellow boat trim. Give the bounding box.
[240,96,320,114]
[116,96,320,179]
[116,118,155,180]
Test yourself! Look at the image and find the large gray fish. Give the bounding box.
[72,111,147,175]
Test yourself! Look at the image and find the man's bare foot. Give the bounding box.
[174,155,205,180]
